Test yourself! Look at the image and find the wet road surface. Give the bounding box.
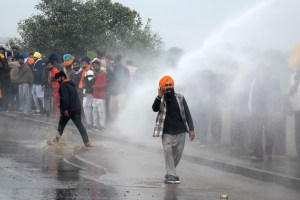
[0,115,300,200]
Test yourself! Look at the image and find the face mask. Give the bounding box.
[27,57,35,65]
[64,59,73,67]
[164,88,174,99]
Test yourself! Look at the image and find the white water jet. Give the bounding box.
[116,0,300,140]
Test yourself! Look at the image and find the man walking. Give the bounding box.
[152,75,195,184]
[49,71,91,147]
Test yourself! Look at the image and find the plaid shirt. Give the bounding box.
[153,93,190,137]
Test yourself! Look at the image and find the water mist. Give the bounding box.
[115,0,300,150]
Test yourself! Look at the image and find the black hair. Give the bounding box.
[15,54,24,60]
[46,60,54,66]
[55,71,67,79]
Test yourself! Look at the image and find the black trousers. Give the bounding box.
[1,78,11,111]
[57,110,89,144]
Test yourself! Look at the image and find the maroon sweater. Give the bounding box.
[92,71,107,99]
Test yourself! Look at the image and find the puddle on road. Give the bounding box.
[0,139,119,199]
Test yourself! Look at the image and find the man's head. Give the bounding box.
[27,53,35,65]
[80,56,91,69]
[46,60,54,71]
[33,51,42,61]
[107,58,115,69]
[49,53,59,63]
[17,55,25,65]
[159,75,175,99]
[55,71,67,84]
[73,58,81,71]
[63,54,74,67]
[0,47,5,54]
[114,54,122,63]
[92,59,101,72]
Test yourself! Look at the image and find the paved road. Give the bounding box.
[0,115,299,200]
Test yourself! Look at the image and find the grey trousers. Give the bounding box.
[162,132,186,176]
[19,83,31,114]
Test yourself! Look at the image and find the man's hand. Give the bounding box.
[158,87,164,97]
[189,131,195,141]
[63,110,69,117]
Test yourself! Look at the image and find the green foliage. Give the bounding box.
[17,0,163,59]
[5,37,23,51]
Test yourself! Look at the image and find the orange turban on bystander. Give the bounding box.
[159,75,174,89]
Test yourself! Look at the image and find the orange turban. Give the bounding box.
[159,75,174,89]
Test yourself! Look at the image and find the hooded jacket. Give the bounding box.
[32,59,45,84]
[59,79,82,113]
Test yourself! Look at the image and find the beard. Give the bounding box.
[164,88,175,100]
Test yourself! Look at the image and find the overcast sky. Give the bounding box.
[1,0,263,51]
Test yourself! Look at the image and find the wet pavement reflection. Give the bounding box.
[1,114,300,200]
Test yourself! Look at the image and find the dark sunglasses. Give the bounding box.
[164,84,172,87]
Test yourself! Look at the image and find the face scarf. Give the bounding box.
[164,88,175,100]
[64,58,74,67]
[27,57,35,65]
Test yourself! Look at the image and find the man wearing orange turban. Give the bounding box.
[152,75,195,184]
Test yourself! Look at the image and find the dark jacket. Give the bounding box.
[72,70,83,89]
[32,59,45,85]
[59,79,82,113]
[107,62,129,96]
[0,59,11,80]
[152,94,194,135]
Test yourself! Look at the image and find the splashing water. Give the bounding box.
[116,0,300,139]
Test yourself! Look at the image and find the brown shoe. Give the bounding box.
[84,141,92,147]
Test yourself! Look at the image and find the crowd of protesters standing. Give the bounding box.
[0,47,137,131]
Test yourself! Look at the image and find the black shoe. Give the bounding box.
[165,175,180,184]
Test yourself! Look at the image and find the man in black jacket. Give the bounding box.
[152,75,195,184]
[49,71,91,147]
[0,48,11,112]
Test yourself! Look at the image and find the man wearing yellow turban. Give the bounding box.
[152,75,195,184]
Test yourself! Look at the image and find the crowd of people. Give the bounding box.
[0,47,137,131]
[1,46,300,162]
[191,68,297,162]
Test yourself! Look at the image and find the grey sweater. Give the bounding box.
[18,63,33,84]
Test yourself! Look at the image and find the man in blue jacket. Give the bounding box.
[32,51,45,114]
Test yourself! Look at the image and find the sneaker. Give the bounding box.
[32,110,41,115]
[47,133,62,146]
[53,133,62,143]
[165,175,180,184]
[84,141,92,147]
[53,136,60,143]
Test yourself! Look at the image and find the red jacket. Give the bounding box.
[92,71,107,99]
